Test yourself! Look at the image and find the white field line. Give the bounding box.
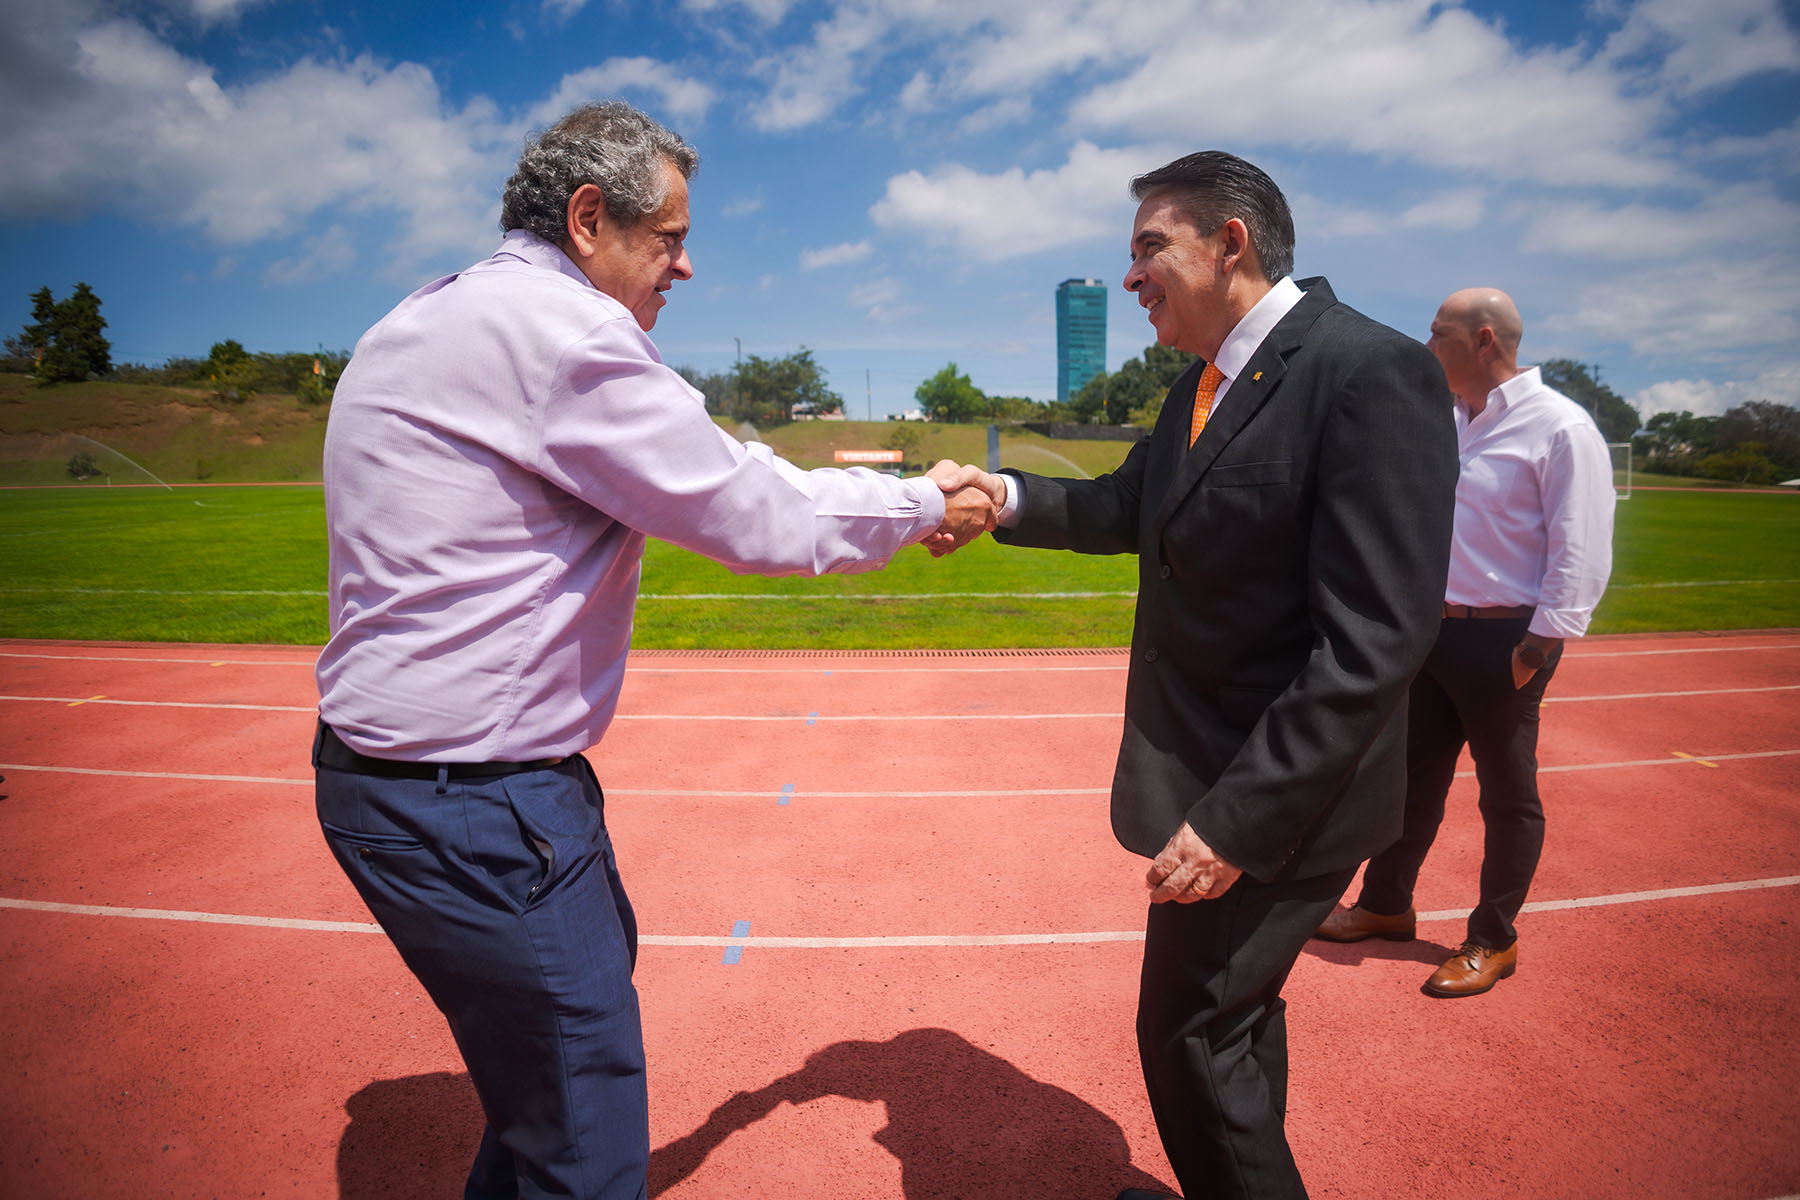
[3,681,1795,717]
[3,874,1796,944]
[2,748,1796,792]
[8,579,1794,599]
[1606,578,1800,589]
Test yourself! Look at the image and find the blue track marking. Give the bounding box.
[806,712,817,725]
[779,783,794,806]
[723,920,750,965]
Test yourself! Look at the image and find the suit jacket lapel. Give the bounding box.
[1151,278,1337,540]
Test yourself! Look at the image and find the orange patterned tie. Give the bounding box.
[1188,363,1226,448]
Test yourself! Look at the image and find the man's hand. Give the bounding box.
[922,460,1005,557]
[1510,632,1562,689]
[1145,822,1243,903]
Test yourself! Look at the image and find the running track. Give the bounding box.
[1,632,1797,1199]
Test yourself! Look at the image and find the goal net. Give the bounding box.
[1608,441,1633,499]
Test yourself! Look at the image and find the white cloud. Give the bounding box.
[723,192,765,217]
[183,0,271,22]
[1303,187,1487,239]
[1069,0,1670,188]
[264,225,356,285]
[1519,183,1800,260]
[1551,255,1800,358]
[527,58,717,128]
[847,275,919,321]
[1602,0,1800,97]
[542,0,591,20]
[956,95,1031,136]
[746,4,889,131]
[0,14,512,282]
[800,240,874,269]
[1631,367,1800,418]
[870,140,1173,263]
[681,0,802,22]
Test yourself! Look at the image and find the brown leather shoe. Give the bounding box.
[1313,903,1416,942]
[1424,940,1517,997]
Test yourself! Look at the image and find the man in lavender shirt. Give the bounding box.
[312,102,995,1199]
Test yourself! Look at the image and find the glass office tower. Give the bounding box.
[1056,278,1107,407]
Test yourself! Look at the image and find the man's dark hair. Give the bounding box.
[1130,151,1295,282]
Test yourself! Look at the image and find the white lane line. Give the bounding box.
[1575,642,1800,658]
[0,694,314,712]
[0,651,313,667]
[1524,748,1799,775]
[5,874,1796,944]
[4,642,1794,674]
[3,749,1797,791]
[0,763,312,786]
[1543,684,1800,703]
[4,682,1795,718]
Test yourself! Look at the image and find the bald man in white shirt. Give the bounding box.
[1312,287,1614,997]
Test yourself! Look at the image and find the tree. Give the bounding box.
[204,338,258,401]
[1074,343,1199,426]
[1718,400,1800,476]
[1633,409,1721,476]
[675,365,737,417]
[732,348,841,425]
[915,362,986,424]
[67,451,101,481]
[22,282,112,384]
[883,423,924,470]
[1539,360,1639,442]
[1697,442,1780,486]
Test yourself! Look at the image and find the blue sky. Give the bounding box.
[3,0,1797,420]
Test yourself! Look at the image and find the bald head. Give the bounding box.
[1428,286,1525,410]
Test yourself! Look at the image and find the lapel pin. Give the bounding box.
[1253,371,1263,382]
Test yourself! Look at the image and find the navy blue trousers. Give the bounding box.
[315,751,646,1199]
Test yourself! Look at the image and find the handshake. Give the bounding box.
[921,459,1008,557]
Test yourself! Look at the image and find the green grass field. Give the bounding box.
[1,483,1793,647]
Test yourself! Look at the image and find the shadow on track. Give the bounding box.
[650,1027,1169,1198]
[336,1071,484,1200]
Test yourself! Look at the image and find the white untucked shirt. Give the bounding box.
[1445,366,1615,639]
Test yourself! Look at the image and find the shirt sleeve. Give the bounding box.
[1530,420,1616,638]
[536,318,945,576]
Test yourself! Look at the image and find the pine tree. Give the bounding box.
[19,283,112,384]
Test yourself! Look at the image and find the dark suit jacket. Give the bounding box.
[997,278,1457,882]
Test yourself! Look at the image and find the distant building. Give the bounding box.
[1056,278,1107,405]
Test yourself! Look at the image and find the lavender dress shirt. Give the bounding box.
[317,230,944,761]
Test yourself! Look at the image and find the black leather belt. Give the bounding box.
[1441,603,1534,620]
[314,722,563,780]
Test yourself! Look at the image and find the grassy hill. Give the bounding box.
[0,373,330,485]
[0,373,1141,485]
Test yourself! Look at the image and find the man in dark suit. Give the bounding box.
[951,152,1458,1198]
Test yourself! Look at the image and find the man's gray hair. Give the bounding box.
[500,101,699,241]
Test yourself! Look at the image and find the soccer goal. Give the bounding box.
[1608,441,1633,499]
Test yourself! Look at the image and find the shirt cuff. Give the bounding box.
[995,472,1021,528]
[903,475,947,539]
[1529,608,1590,639]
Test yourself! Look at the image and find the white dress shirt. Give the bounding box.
[317,230,945,761]
[997,277,1305,525]
[1445,366,1615,639]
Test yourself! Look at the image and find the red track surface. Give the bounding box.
[1,632,1797,1199]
